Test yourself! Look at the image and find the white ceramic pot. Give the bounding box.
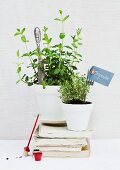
[35,85,65,124]
[62,102,93,131]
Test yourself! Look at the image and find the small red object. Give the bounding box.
[24,146,30,152]
[33,149,43,161]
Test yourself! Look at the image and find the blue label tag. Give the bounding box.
[87,66,114,86]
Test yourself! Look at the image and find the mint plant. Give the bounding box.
[14,10,83,87]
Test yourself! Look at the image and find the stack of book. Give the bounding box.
[32,125,92,158]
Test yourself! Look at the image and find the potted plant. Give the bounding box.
[59,73,93,131]
[14,10,82,124]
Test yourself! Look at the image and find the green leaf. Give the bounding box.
[60,69,64,75]
[28,82,33,86]
[17,28,20,32]
[21,35,27,42]
[44,33,49,40]
[22,53,29,57]
[54,18,61,21]
[48,38,52,44]
[42,47,50,53]
[21,28,25,34]
[29,51,36,56]
[54,69,60,74]
[14,32,21,36]
[59,33,65,39]
[52,44,60,48]
[43,26,48,32]
[73,38,78,42]
[17,67,21,74]
[71,35,75,40]
[71,43,77,48]
[59,10,63,15]
[53,43,62,50]
[76,53,82,57]
[41,80,46,89]
[25,76,29,82]
[63,15,69,21]
[64,46,73,50]
[33,59,37,62]
[71,66,77,70]
[76,28,82,35]
[16,50,19,57]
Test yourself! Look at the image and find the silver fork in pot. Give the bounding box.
[34,27,45,84]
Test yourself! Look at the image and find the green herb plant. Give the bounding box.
[59,74,90,104]
[14,10,82,87]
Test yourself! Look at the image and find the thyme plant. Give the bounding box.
[59,74,90,104]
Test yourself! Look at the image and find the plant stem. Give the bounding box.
[61,20,64,49]
[17,56,26,84]
[76,33,79,54]
[24,42,37,75]
[59,15,64,69]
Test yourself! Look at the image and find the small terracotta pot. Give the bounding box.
[33,149,42,161]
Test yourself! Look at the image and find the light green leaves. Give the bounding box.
[17,66,21,74]
[64,46,73,50]
[43,26,48,33]
[63,15,69,21]
[14,27,38,86]
[16,50,19,57]
[42,26,52,46]
[52,43,62,51]
[54,16,69,22]
[14,28,26,36]
[43,33,49,41]
[22,53,29,57]
[71,43,77,48]
[59,33,65,39]
[41,80,46,89]
[76,28,82,36]
[59,10,63,15]
[14,10,83,88]
[54,10,69,22]
[54,18,61,21]
[42,34,52,45]
[21,28,26,34]
[71,28,82,49]
[14,32,21,36]
[14,28,29,44]
[17,28,20,32]
[21,35,27,42]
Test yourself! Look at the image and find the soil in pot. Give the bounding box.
[66,100,92,105]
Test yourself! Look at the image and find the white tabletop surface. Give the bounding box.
[0,139,120,170]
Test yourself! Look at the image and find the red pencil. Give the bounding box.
[23,114,39,156]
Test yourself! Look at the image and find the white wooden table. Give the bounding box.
[0,140,120,170]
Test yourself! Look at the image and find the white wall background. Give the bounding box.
[0,0,120,139]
